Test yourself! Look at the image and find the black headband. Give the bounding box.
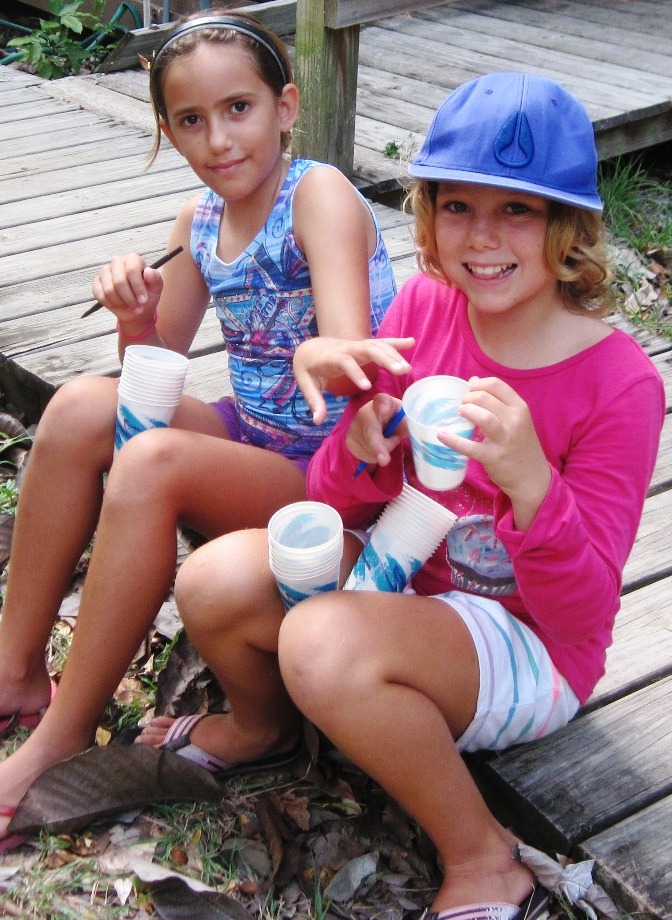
[153,16,289,86]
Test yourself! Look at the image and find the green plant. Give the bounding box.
[383,140,402,159]
[600,155,672,253]
[7,0,120,78]
[0,479,19,515]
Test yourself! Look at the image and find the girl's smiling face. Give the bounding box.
[434,182,561,319]
[159,41,297,205]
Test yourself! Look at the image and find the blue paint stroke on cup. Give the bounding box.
[276,512,333,548]
[277,579,339,612]
[348,541,421,592]
[115,403,168,451]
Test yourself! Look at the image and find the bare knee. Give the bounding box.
[279,595,358,712]
[175,529,279,641]
[34,377,118,456]
[105,428,184,504]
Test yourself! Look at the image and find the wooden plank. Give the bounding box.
[622,489,672,591]
[0,69,42,87]
[37,76,156,136]
[423,1,672,74]
[325,0,448,29]
[0,188,197,257]
[587,575,672,710]
[0,122,143,165]
[649,412,672,493]
[477,675,672,854]
[0,152,190,208]
[577,796,672,920]
[0,108,126,144]
[371,18,671,110]
[100,0,298,72]
[0,211,187,287]
[0,97,79,123]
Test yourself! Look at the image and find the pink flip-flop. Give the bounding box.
[0,680,57,742]
[0,805,28,854]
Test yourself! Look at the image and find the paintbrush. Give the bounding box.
[80,245,184,318]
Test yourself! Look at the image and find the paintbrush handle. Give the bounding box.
[80,245,184,318]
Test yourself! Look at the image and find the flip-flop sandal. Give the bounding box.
[0,681,57,742]
[0,805,28,854]
[161,713,303,780]
[417,883,551,920]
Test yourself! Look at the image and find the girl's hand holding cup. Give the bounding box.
[447,376,551,529]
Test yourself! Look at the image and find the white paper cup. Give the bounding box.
[402,375,475,490]
[115,346,189,453]
[268,501,344,611]
[344,482,456,591]
[115,396,179,452]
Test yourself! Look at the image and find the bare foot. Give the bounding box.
[0,732,62,839]
[135,712,301,767]
[430,835,537,913]
[0,669,54,726]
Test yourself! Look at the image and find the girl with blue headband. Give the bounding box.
[146,73,663,918]
[0,9,408,849]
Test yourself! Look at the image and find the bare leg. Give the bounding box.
[0,424,306,829]
[0,377,117,718]
[137,530,363,763]
[278,592,536,912]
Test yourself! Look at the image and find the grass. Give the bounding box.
[598,151,672,340]
[600,154,672,253]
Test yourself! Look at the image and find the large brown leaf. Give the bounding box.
[8,745,226,836]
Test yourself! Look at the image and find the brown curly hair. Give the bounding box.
[147,9,293,166]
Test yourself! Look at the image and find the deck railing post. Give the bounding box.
[293,0,359,174]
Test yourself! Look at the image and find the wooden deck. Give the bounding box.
[1,2,672,916]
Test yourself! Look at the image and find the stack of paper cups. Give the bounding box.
[344,482,456,592]
[115,345,189,453]
[268,501,344,611]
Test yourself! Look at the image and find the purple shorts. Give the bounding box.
[210,396,310,474]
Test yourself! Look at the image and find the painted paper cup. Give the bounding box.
[268,501,344,611]
[114,345,189,454]
[402,375,475,490]
[115,395,179,453]
[344,482,456,591]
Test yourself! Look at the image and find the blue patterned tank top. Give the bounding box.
[191,158,396,462]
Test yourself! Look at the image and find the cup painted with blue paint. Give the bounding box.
[402,375,475,490]
[344,482,456,592]
[114,346,189,454]
[268,501,344,611]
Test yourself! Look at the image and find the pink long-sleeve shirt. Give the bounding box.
[307,274,665,703]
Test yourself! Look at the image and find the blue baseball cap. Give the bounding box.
[409,72,603,211]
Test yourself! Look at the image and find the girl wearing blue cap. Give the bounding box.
[146,73,664,918]
[0,9,407,850]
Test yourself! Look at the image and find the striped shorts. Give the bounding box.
[436,591,580,753]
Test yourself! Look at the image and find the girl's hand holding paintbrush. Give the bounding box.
[86,246,184,342]
[347,393,408,476]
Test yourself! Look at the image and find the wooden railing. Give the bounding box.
[293,1,446,171]
[103,0,446,174]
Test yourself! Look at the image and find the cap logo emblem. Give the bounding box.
[493,112,534,168]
